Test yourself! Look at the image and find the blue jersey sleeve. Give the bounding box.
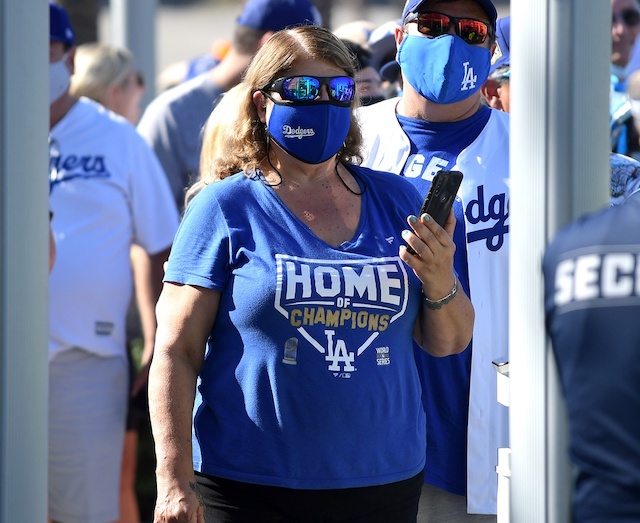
[164,184,231,290]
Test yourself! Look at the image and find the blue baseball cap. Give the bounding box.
[380,60,401,82]
[49,2,75,47]
[237,0,321,32]
[490,16,510,75]
[401,0,497,28]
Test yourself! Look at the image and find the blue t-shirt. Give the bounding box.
[165,165,428,489]
[543,193,640,522]
[397,106,491,494]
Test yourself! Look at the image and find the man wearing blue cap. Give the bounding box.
[358,0,508,519]
[481,16,510,113]
[48,3,179,522]
[137,0,321,212]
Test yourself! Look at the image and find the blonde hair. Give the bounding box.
[199,85,247,183]
[184,85,247,209]
[212,25,364,181]
[70,43,135,103]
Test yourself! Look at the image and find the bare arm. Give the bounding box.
[130,244,171,396]
[400,210,475,357]
[149,282,219,523]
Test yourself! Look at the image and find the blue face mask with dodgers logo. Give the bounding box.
[266,99,351,164]
[397,34,491,104]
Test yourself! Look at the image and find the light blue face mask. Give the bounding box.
[266,99,351,165]
[397,34,491,104]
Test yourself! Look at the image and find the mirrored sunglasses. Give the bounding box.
[266,75,356,105]
[405,11,493,45]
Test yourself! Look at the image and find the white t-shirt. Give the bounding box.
[358,98,510,515]
[49,97,179,360]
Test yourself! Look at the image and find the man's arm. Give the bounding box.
[130,244,171,395]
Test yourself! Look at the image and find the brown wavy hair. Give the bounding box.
[204,25,364,182]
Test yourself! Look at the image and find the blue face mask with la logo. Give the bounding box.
[266,99,351,164]
[397,34,491,104]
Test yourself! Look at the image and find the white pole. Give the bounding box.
[509,0,610,521]
[0,0,50,520]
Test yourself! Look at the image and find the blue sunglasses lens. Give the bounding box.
[329,77,356,102]
[281,76,319,100]
[279,76,355,103]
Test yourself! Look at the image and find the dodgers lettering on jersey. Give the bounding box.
[274,254,409,377]
[402,153,509,252]
[466,185,509,251]
[554,247,640,310]
[49,150,111,191]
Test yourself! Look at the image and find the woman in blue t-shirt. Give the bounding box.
[148,25,474,523]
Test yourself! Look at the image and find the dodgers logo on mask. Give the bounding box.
[274,254,409,377]
[282,125,315,140]
[460,62,478,91]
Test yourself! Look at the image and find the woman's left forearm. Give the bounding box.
[415,278,475,356]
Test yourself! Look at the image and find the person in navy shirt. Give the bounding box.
[543,191,640,522]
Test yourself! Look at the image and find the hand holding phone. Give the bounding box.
[406,170,463,255]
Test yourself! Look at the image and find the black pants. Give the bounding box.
[194,471,423,523]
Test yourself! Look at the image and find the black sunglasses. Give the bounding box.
[264,75,356,106]
[404,11,493,45]
[613,8,640,27]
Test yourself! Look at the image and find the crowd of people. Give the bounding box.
[46,0,640,522]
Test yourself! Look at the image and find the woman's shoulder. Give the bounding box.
[199,171,254,196]
[185,172,256,213]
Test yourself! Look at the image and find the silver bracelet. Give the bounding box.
[423,278,458,310]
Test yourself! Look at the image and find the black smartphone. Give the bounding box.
[406,170,463,255]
